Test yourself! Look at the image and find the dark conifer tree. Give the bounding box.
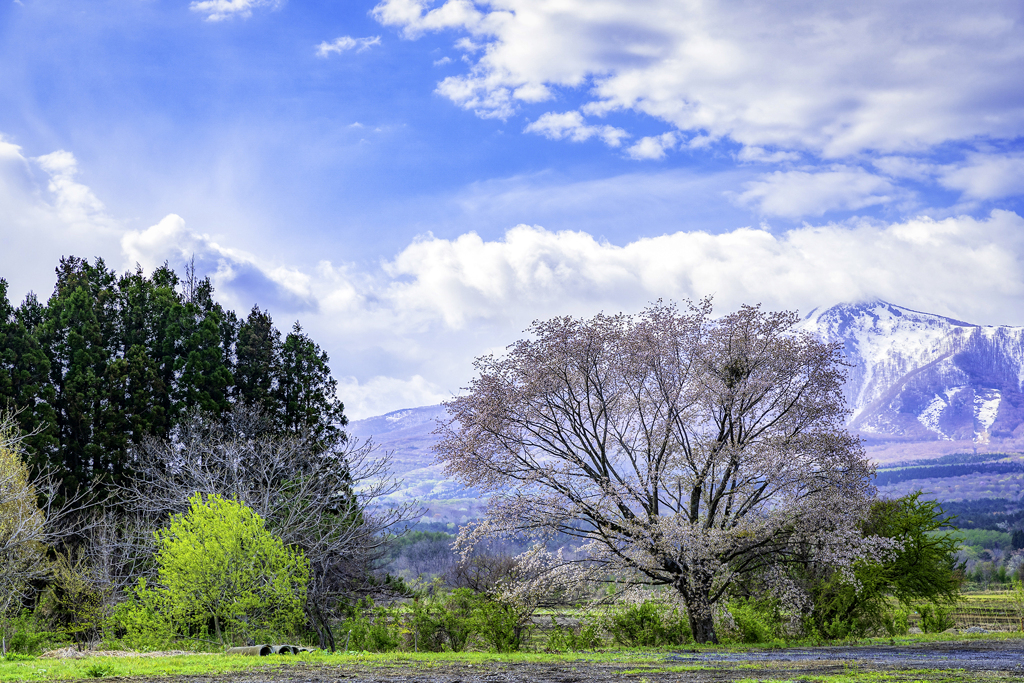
[235,305,280,412]
[1,257,349,500]
[39,257,118,494]
[0,279,58,471]
[276,322,347,448]
[172,277,232,419]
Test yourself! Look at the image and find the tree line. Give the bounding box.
[0,256,347,499]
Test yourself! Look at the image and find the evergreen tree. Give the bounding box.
[276,321,347,446]
[0,280,57,472]
[171,278,232,419]
[1,257,348,500]
[235,306,280,412]
[39,257,118,495]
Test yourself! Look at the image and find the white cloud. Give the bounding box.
[433,56,453,66]
[627,132,679,160]
[375,212,1024,332]
[189,0,281,21]
[336,375,449,421]
[938,152,1024,200]
[872,156,936,182]
[737,147,802,164]
[121,214,318,312]
[316,36,382,57]
[0,141,123,300]
[734,167,897,217]
[524,111,629,147]
[373,0,1024,157]
[32,150,112,228]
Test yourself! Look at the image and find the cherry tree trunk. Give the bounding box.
[688,610,718,644]
[677,569,719,644]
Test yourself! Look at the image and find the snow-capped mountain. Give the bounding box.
[802,301,1024,443]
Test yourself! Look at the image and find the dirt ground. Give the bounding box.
[105,638,1024,683]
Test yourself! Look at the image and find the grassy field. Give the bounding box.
[2,588,1022,682]
[2,632,1024,682]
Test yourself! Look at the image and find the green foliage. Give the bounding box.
[0,417,48,617]
[605,601,691,647]
[803,492,962,639]
[545,614,602,652]
[947,528,1011,550]
[724,598,785,644]
[37,551,110,646]
[0,258,347,503]
[1010,579,1024,631]
[407,589,479,652]
[0,611,62,656]
[84,662,115,678]
[472,597,534,653]
[916,603,955,633]
[126,493,308,646]
[339,598,403,652]
[1,652,36,662]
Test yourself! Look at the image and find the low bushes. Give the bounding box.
[605,601,690,647]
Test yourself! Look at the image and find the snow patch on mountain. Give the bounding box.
[803,300,1024,443]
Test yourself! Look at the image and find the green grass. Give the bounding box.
[2,632,1023,681]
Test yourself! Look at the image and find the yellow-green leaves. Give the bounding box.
[129,494,308,646]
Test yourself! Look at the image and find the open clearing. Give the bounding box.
[4,637,1023,683]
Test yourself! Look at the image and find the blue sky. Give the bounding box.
[2,0,1024,417]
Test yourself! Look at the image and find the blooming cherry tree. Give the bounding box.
[436,301,879,643]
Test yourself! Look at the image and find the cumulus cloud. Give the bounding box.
[316,36,382,57]
[737,147,802,164]
[0,141,123,300]
[32,150,112,228]
[336,375,449,421]
[189,0,281,21]
[938,152,1024,200]
[373,0,1024,156]
[627,132,679,160]
[734,167,897,217]
[373,212,1024,331]
[121,214,318,312]
[524,111,629,147]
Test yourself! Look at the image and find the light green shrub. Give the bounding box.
[605,600,691,647]
[120,493,308,647]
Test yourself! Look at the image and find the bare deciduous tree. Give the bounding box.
[437,301,881,643]
[125,403,417,650]
[0,413,83,636]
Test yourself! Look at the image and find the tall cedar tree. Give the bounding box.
[235,306,281,413]
[276,322,347,446]
[0,280,58,472]
[0,257,345,501]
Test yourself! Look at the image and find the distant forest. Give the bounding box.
[0,256,347,499]
[874,462,1024,487]
[938,498,1024,532]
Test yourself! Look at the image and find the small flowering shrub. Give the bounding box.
[722,598,785,644]
[917,603,955,633]
[472,596,534,652]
